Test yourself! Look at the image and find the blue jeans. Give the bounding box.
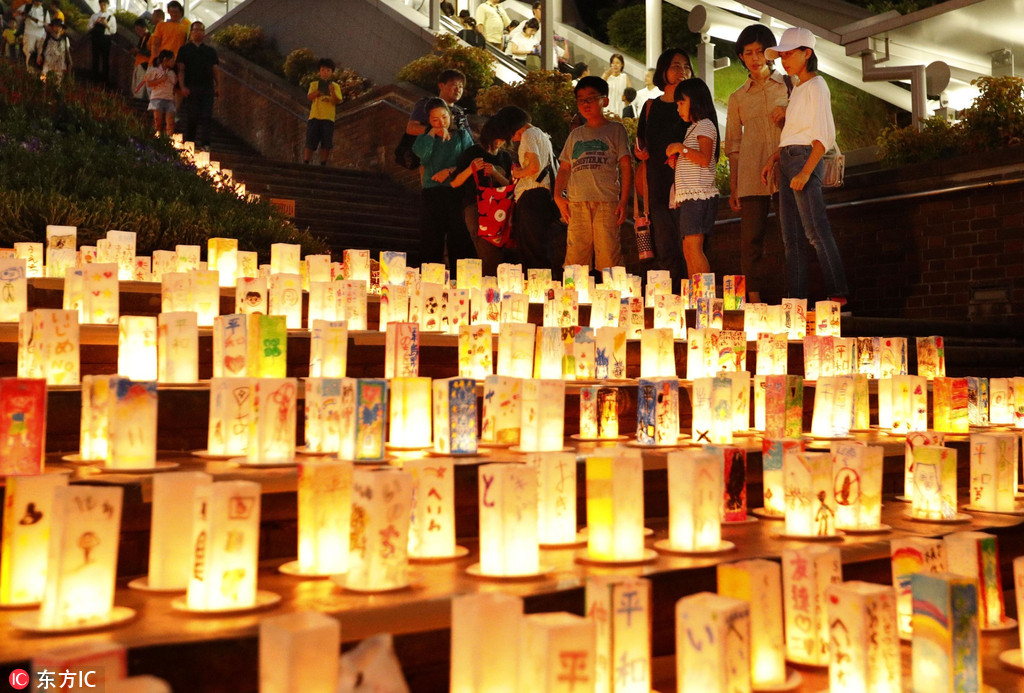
[778,145,848,298]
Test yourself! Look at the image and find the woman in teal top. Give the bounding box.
[412,97,476,279]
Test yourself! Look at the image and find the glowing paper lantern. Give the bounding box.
[944,531,1008,629]
[856,336,879,378]
[236,276,268,315]
[782,545,841,666]
[852,373,870,429]
[132,256,151,281]
[756,332,788,376]
[686,328,714,380]
[761,438,803,517]
[259,612,340,693]
[586,576,651,693]
[305,254,331,287]
[969,433,1017,512]
[744,303,769,340]
[784,451,835,537]
[337,378,388,462]
[653,293,683,338]
[271,243,301,275]
[499,291,528,324]
[152,250,176,281]
[916,336,945,378]
[933,377,969,433]
[308,320,347,378]
[304,378,342,453]
[388,377,431,448]
[831,442,884,530]
[79,375,114,460]
[814,300,840,337]
[405,457,456,559]
[675,592,751,693]
[666,449,723,552]
[379,250,407,287]
[529,451,577,546]
[990,377,1013,424]
[723,275,745,310]
[579,386,619,440]
[207,237,238,287]
[148,472,211,590]
[417,281,446,332]
[544,288,578,328]
[157,311,198,383]
[910,573,980,692]
[187,480,262,610]
[591,289,621,328]
[691,376,732,445]
[384,321,419,379]
[825,581,901,691]
[519,379,565,452]
[810,375,853,437]
[117,316,157,381]
[534,326,566,379]
[307,281,339,323]
[458,324,492,379]
[14,241,43,278]
[379,283,409,329]
[595,326,626,379]
[39,485,124,629]
[82,262,119,324]
[891,537,946,638]
[639,328,675,377]
[480,375,521,445]
[521,612,596,693]
[889,375,928,434]
[0,257,27,321]
[708,445,747,522]
[432,377,477,454]
[175,244,200,272]
[0,378,46,475]
[904,430,945,499]
[107,378,158,469]
[910,445,958,520]
[162,272,192,313]
[570,326,596,379]
[190,269,221,327]
[451,593,522,693]
[296,459,352,576]
[212,314,249,378]
[584,448,645,562]
[645,269,671,306]
[249,378,297,464]
[496,323,534,378]
[247,314,288,378]
[344,249,370,285]
[718,559,786,688]
[448,287,470,333]
[879,337,908,378]
[269,273,303,329]
[0,473,68,606]
[477,462,539,576]
[636,378,679,446]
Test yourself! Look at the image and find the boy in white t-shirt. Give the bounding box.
[554,76,631,272]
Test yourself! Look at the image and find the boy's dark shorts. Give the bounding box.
[305,118,335,150]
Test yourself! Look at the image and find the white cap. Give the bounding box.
[764,27,816,60]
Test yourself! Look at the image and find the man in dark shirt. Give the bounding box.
[176,20,219,151]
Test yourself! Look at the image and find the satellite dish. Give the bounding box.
[688,5,710,34]
[926,61,951,99]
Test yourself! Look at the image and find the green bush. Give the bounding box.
[113,10,138,29]
[605,3,699,65]
[211,24,284,76]
[476,70,575,151]
[56,0,88,33]
[396,34,494,97]
[283,49,317,84]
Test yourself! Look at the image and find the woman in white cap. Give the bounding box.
[760,27,849,306]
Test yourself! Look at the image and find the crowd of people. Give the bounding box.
[405,22,850,306]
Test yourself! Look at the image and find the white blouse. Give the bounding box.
[778,75,835,151]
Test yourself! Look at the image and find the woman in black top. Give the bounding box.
[636,48,694,285]
[451,117,514,276]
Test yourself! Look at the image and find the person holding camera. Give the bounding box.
[304,57,343,166]
[87,0,116,85]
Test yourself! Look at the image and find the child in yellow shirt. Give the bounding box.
[304,57,343,166]
[3,18,19,60]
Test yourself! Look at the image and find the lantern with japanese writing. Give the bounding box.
[825,581,901,692]
[586,576,651,693]
[675,592,751,693]
[761,438,803,518]
[910,573,981,692]
[521,612,596,693]
[664,449,725,553]
[308,320,347,379]
[891,537,946,638]
[293,459,352,576]
[14,241,43,278]
[519,379,565,452]
[388,377,431,449]
[207,378,253,457]
[156,311,198,383]
[107,378,158,469]
[480,375,520,445]
[943,531,1009,629]
[756,332,788,376]
[910,445,958,520]
[383,321,419,379]
[405,457,457,560]
[968,433,1018,513]
[636,378,678,446]
[529,451,577,547]
[497,322,535,378]
[259,611,340,693]
[343,468,414,591]
[0,473,68,606]
[20,309,80,385]
[432,377,477,454]
[831,442,885,531]
[248,378,297,464]
[784,451,836,537]
[718,559,788,689]
[933,377,969,433]
[451,593,523,692]
[212,314,249,378]
[782,545,841,666]
[590,289,620,328]
[147,472,211,591]
[584,448,647,563]
[475,462,540,577]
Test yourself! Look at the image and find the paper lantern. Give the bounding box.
[784,451,836,537]
[888,375,928,434]
[236,276,268,315]
[162,272,193,313]
[0,473,68,606]
[831,442,885,530]
[584,448,646,562]
[210,315,248,378]
[447,287,470,334]
[944,531,1008,629]
[725,370,751,432]
[652,293,683,339]
[521,612,596,693]
[518,379,565,452]
[342,249,370,285]
[187,480,262,610]
[526,451,577,546]
[585,576,651,693]
[451,593,522,693]
[172,244,200,272]
[1013,557,1024,667]
[190,269,220,327]
[432,377,477,454]
[990,377,1013,424]
[259,612,340,693]
[303,378,342,454]
[813,300,840,336]
[499,291,528,324]
[890,537,946,638]
[379,250,407,287]
[879,337,908,378]
[305,254,332,287]
[803,335,830,380]
[534,326,566,379]
[567,326,594,379]
[82,263,119,324]
[691,376,733,445]
[644,269,671,307]
[579,386,618,440]
[968,433,1017,512]
[480,375,521,445]
[623,296,644,338]
[810,376,852,437]
[686,328,715,379]
[707,445,747,522]
[0,378,46,475]
[694,297,713,329]
[247,314,288,378]
[207,237,238,287]
[294,459,352,576]
[457,324,492,379]
[249,378,298,464]
[270,243,300,275]
[478,284,501,331]
[910,573,980,692]
[933,377,968,433]
[117,316,157,381]
[852,373,870,429]
[1014,377,1024,429]
[379,283,409,329]
[404,457,456,559]
[151,250,176,281]
[636,378,679,446]
[309,320,347,378]
[337,378,388,462]
[477,463,539,576]
[756,332,788,376]
[417,281,446,332]
[542,288,578,329]
[148,472,211,590]
[639,328,674,378]
[916,336,945,379]
[782,545,842,666]
[825,581,901,691]
[721,274,744,310]
[855,336,879,378]
[39,485,124,629]
[107,378,158,469]
[307,281,339,323]
[904,430,945,499]
[14,241,43,278]
[269,273,303,330]
[910,445,958,520]
[524,267,549,303]
[132,256,151,281]
[0,257,27,321]
[79,375,114,460]
[157,311,198,383]
[675,592,751,693]
[744,303,768,340]
[388,377,431,449]
[496,322,534,378]
[595,326,627,379]
[752,375,767,431]
[665,449,724,552]
[105,230,137,280]
[718,560,786,688]
[833,337,856,374]
[761,438,803,517]
[966,377,988,426]
[590,289,621,327]
[383,321,419,379]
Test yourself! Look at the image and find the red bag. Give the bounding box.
[473,169,515,248]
